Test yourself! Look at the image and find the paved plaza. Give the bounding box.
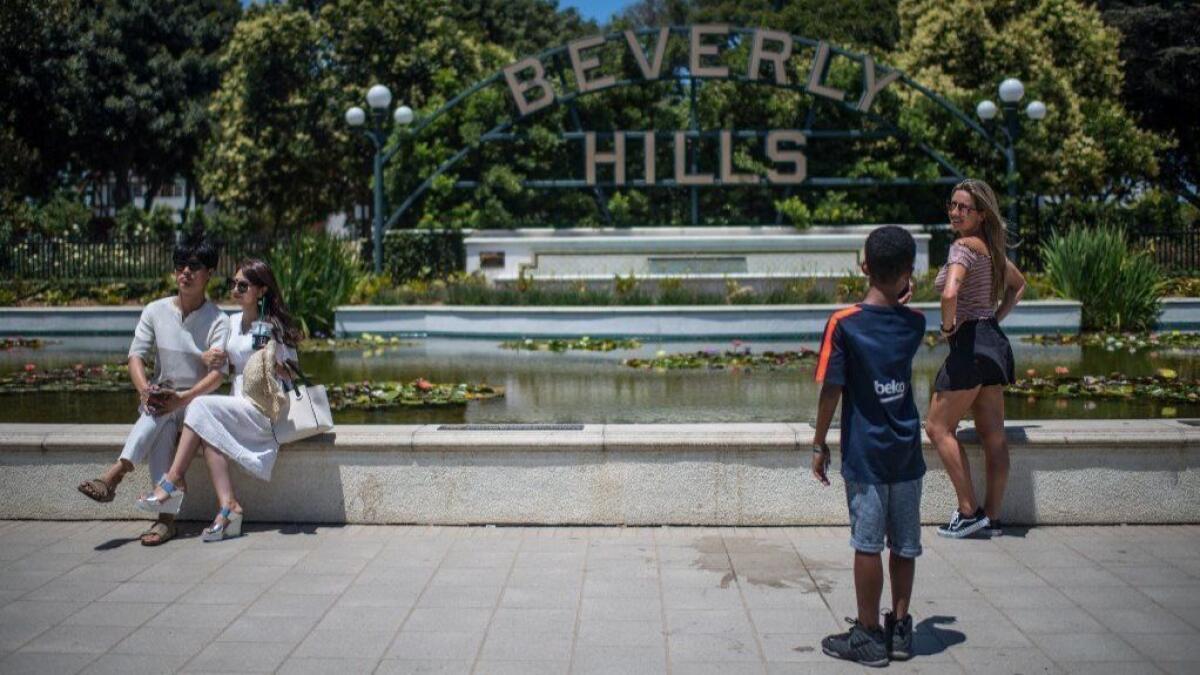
[0,521,1197,674]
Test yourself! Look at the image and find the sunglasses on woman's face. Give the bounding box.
[946,200,978,215]
[231,280,251,294]
[174,260,207,273]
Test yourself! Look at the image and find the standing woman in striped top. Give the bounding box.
[927,179,1026,539]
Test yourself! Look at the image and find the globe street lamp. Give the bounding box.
[346,84,415,274]
[976,78,1047,261]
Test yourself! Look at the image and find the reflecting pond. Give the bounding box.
[1,336,1197,424]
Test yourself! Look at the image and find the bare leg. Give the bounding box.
[203,444,242,524]
[926,388,982,515]
[854,552,884,629]
[101,459,134,487]
[889,553,915,619]
[149,426,203,500]
[971,386,1010,521]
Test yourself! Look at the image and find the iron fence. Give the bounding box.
[0,236,369,281]
[1019,201,1200,273]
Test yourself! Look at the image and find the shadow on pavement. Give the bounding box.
[913,615,965,656]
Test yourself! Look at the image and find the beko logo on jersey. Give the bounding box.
[874,379,906,403]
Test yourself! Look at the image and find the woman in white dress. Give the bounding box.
[135,258,303,541]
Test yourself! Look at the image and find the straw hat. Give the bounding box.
[242,340,287,421]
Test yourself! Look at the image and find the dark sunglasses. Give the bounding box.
[946,200,978,215]
[173,260,208,273]
[230,280,252,293]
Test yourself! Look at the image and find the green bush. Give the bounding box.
[266,234,361,337]
[774,196,812,230]
[382,229,465,283]
[1040,225,1164,331]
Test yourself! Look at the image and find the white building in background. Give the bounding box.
[84,173,363,234]
[85,174,197,221]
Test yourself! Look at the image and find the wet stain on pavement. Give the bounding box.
[689,536,834,592]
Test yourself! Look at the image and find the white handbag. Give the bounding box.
[272,361,334,445]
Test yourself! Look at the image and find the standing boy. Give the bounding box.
[76,238,229,545]
[812,225,926,667]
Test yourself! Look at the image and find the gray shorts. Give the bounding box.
[845,478,923,558]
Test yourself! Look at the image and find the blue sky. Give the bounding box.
[560,0,633,23]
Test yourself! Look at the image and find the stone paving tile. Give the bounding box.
[403,607,492,633]
[61,601,165,627]
[0,651,95,675]
[374,659,471,674]
[386,630,485,661]
[473,660,568,674]
[81,653,193,675]
[0,523,1195,672]
[292,629,396,660]
[216,615,318,643]
[570,645,667,674]
[274,656,379,675]
[183,640,293,672]
[17,623,134,654]
[111,625,222,656]
[478,629,574,661]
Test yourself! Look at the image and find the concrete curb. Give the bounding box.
[333,300,1085,339]
[2,420,1197,525]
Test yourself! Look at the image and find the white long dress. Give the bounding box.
[184,312,297,481]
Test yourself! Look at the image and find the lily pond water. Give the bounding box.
[2,335,1197,424]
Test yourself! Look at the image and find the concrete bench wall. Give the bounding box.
[2,420,1196,525]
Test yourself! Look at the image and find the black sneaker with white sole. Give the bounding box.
[883,611,913,661]
[986,519,1003,537]
[937,507,990,538]
[821,618,889,668]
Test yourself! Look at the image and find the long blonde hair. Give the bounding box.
[952,179,1008,304]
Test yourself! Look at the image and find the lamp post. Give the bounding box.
[346,84,415,275]
[975,78,1047,261]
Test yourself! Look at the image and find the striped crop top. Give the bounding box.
[934,240,996,322]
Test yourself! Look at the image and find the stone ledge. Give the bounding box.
[1,420,1197,526]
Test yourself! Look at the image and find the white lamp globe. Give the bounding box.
[1025,100,1047,120]
[976,100,998,121]
[345,106,366,127]
[366,84,393,110]
[998,78,1025,103]
[394,105,414,126]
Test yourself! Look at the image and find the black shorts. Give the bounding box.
[934,318,1015,392]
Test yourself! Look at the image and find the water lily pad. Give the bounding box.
[623,348,817,371]
[1024,331,1200,352]
[500,337,641,352]
[327,380,503,411]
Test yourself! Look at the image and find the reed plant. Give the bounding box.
[1040,224,1164,331]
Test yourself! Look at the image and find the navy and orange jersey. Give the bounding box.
[816,302,927,484]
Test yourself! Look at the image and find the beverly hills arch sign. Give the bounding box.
[384,25,1002,229]
[502,25,902,188]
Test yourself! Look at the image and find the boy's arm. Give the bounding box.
[811,383,841,486]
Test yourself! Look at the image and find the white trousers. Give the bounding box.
[118,408,187,487]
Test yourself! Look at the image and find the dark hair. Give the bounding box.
[236,258,305,347]
[172,237,219,270]
[864,225,916,284]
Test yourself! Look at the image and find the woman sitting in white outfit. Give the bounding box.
[135,258,302,541]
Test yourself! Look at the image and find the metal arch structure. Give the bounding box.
[378,26,1009,232]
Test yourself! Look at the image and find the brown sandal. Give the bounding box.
[139,520,176,547]
[77,478,115,503]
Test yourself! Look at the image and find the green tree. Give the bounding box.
[0,0,84,203]
[73,0,239,210]
[1099,1,1200,206]
[887,0,1170,202]
[200,6,334,233]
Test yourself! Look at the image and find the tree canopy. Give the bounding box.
[1,0,1187,236]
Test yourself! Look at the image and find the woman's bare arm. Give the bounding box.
[995,259,1026,323]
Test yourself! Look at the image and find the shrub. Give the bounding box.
[266,233,361,337]
[1040,225,1164,331]
[774,196,812,230]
